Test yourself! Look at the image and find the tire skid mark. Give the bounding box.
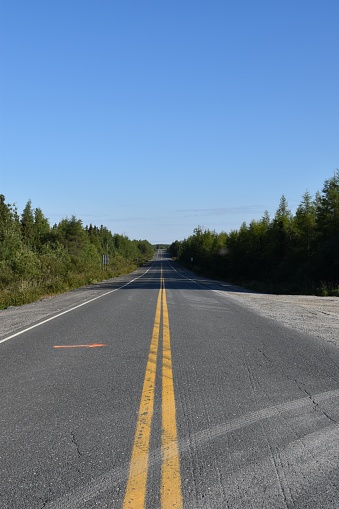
[45,388,339,508]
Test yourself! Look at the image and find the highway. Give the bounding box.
[1,250,339,508]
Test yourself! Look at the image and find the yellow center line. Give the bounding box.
[122,284,162,508]
[161,277,183,508]
[122,268,183,508]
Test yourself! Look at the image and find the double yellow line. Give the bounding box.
[122,273,183,509]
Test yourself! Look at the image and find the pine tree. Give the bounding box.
[21,200,35,247]
[33,208,50,250]
[315,171,339,282]
[294,191,317,265]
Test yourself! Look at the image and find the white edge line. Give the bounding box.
[166,260,204,286]
[0,266,152,345]
[167,260,234,295]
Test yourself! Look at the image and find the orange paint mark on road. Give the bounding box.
[53,343,107,349]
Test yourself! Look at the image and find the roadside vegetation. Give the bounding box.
[169,171,339,296]
[0,196,154,309]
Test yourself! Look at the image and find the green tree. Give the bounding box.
[293,191,317,266]
[55,216,87,257]
[0,194,20,242]
[316,171,339,236]
[21,200,35,247]
[315,171,339,282]
[169,240,181,258]
[265,195,293,280]
[33,207,50,250]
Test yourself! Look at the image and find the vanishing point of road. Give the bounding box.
[1,250,339,508]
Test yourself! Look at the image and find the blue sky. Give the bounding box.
[1,1,338,244]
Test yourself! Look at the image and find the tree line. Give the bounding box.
[169,171,339,295]
[0,196,154,308]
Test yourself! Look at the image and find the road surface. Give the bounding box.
[1,251,339,508]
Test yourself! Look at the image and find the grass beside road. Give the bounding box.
[0,260,137,309]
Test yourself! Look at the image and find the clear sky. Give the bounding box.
[1,1,338,244]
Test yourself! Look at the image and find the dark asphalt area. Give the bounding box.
[1,252,339,508]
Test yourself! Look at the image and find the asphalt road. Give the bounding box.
[1,250,339,508]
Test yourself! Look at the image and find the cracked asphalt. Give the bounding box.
[1,254,339,508]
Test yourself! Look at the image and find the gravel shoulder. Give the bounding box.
[221,290,339,346]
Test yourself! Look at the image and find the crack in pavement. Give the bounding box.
[45,387,339,508]
[70,432,82,458]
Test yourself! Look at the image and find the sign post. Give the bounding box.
[102,254,109,270]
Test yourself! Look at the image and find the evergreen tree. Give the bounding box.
[315,171,339,282]
[21,200,35,247]
[293,191,317,266]
[33,208,50,250]
[0,194,20,242]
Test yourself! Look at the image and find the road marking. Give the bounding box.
[161,278,183,508]
[123,273,182,509]
[0,266,154,346]
[53,343,107,349]
[122,284,162,508]
[45,387,339,508]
